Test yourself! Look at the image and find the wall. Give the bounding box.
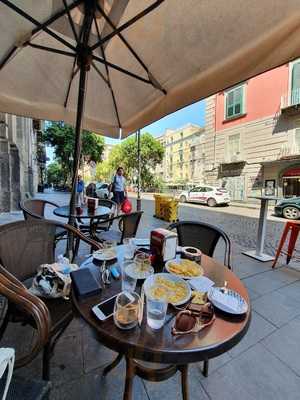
[215,65,289,131]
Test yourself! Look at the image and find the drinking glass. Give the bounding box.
[134,252,151,272]
[121,260,137,292]
[114,291,141,330]
[146,286,168,330]
[123,238,136,260]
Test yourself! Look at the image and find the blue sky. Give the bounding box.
[46,99,205,161]
[106,99,205,144]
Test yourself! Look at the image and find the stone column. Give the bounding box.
[9,143,21,210]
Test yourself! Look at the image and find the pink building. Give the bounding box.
[204,60,300,201]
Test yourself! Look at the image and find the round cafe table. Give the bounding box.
[72,246,251,398]
[53,205,111,219]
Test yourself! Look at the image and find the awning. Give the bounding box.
[1,1,300,138]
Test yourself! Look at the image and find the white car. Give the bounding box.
[179,185,230,207]
[95,182,110,199]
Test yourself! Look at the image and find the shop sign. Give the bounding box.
[283,167,300,177]
[218,162,245,178]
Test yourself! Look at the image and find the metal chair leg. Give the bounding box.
[202,360,209,377]
[102,353,123,377]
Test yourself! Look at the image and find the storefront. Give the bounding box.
[261,159,300,198]
[282,167,300,197]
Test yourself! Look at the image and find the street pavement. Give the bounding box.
[1,190,300,399]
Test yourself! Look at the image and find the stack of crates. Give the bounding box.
[153,194,179,222]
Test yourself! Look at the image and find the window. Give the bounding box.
[227,133,240,161]
[291,62,300,106]
[225,85,245,119]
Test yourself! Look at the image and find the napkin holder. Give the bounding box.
[150,228,178,272]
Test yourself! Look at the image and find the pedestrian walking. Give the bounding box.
[76,175,85,207]
[110,167,127,214]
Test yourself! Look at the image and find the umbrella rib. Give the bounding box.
[0,0,81,71]
[27,43,76,58]
[94,15,121,128]
[62,0,79,43]
[91,62,109,86]
[0,0,77,52]
[92,54,152,86]
[64,19,86,109]
[64,64,80,108]
[95,3,167,95]
[91,0,165,51]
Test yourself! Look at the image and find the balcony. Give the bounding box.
[281,89,300,115]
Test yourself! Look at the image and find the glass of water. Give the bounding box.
[121,260,137,292]
[123,238,136,260]
[146,286,168,330]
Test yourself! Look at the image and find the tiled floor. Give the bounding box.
[1,191,300,399]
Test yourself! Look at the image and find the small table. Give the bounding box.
[73,248,251,398]
[243,196,279,262]
[53,205,111,219]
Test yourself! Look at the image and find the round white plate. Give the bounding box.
[208,287,248,315]
[143,272,191,306]
[125,262,154,280]
[93,248,117,261]
[165,259,204,280]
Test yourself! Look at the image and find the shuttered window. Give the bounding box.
[295,128,300,151]
[291,62,300,106]
[225,85,245,119]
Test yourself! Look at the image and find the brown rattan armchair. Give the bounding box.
[89,211,143,247]
[0,219,101,380]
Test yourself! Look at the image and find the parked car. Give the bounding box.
[95,182,110,199]
[274,197,300,220]
[178,186,230,207]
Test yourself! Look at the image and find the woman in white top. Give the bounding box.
[110,167,127,213]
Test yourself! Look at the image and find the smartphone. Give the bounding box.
[92,294,119,321]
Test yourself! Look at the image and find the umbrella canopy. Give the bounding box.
[1,0,300,139]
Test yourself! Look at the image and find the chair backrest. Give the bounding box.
[168,221,231,268]
[120,211,143,243]
[0,220,58,281]
[19,199,59,220]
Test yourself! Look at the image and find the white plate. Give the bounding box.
[125,262,154,280]
[143,273,191,306]
[93,248,117,261]
[165,259,204,280]
[208,287,248,315]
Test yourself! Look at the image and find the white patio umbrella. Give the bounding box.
[1,0,300,224]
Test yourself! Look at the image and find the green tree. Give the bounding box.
[107,132,164,188]
[95,160,112,182]
[46,162,63,186]
[43,122,104,184]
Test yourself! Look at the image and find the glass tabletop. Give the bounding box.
[53,205,111,219]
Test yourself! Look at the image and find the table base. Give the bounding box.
[243,249,275,262]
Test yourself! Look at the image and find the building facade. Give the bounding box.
[204,60,300,201]
[156,124,205,185]
[0,113,39,212]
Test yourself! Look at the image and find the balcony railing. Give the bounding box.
[281,88,300,110]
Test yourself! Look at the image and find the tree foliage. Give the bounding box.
[106,132,164,188]
[46,162,63,185]
[43,122,104,184]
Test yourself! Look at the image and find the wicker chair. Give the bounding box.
[0,219,101,380]
[168,220,231,269]
[168,220,232,379]
[19,199,67,244]
[90,211,143,246]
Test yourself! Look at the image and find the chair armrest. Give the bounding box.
[0,270,51,368]
[63,223,103,250]
[45,200,60,208]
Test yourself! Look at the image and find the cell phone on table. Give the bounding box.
[92,294,119,321]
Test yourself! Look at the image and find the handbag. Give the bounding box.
[121,198,132,214]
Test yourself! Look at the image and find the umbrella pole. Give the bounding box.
[137,129,141,211]
[67,2,94,257]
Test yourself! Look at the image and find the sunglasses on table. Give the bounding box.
[172,302,215,336]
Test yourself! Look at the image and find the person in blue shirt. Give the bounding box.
[110,167,127,213]
[76,175,85,206]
